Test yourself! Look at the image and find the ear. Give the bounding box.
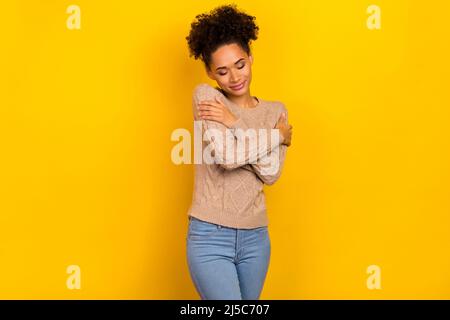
[249,55,253,65]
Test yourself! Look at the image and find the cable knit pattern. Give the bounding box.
[187,83,288,229]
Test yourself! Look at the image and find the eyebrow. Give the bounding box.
[215,58,245,71]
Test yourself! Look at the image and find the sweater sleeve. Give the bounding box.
[192,83,283,170]
[246,103,289,185]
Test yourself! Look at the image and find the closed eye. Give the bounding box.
[218,63,245,76]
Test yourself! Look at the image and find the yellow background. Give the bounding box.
[1,0,449,299]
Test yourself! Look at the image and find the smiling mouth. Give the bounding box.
[230,81,245,90]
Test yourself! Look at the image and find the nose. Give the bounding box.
[229,70,240,83]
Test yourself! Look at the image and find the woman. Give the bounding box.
[185,4,293,300]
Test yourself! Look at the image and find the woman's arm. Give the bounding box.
[199,96,291,185]
[245,103,290,185]
[192,83,285,170]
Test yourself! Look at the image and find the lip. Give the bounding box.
[229,80,246,91]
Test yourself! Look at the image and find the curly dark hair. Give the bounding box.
[186,4,259,71]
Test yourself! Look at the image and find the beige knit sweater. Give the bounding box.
[187,83,288,229]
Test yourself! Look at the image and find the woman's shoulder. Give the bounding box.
[192,83,225,100]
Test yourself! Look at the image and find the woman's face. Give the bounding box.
[206,43,253,97]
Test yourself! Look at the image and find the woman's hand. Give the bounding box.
[275,112,293,146]
[197,96,238,128]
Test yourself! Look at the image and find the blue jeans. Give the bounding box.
[186,216,271,300]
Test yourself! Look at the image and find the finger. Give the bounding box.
[200,113,220,118]
[277,112,287,124]
[199,110,221,117]
[198,105,222,113]
[198,105,214,111]
[277,116,284,124]
[200,115,221,121]
[197,102,222,110]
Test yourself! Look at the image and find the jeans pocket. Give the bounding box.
[188,217,221,240]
